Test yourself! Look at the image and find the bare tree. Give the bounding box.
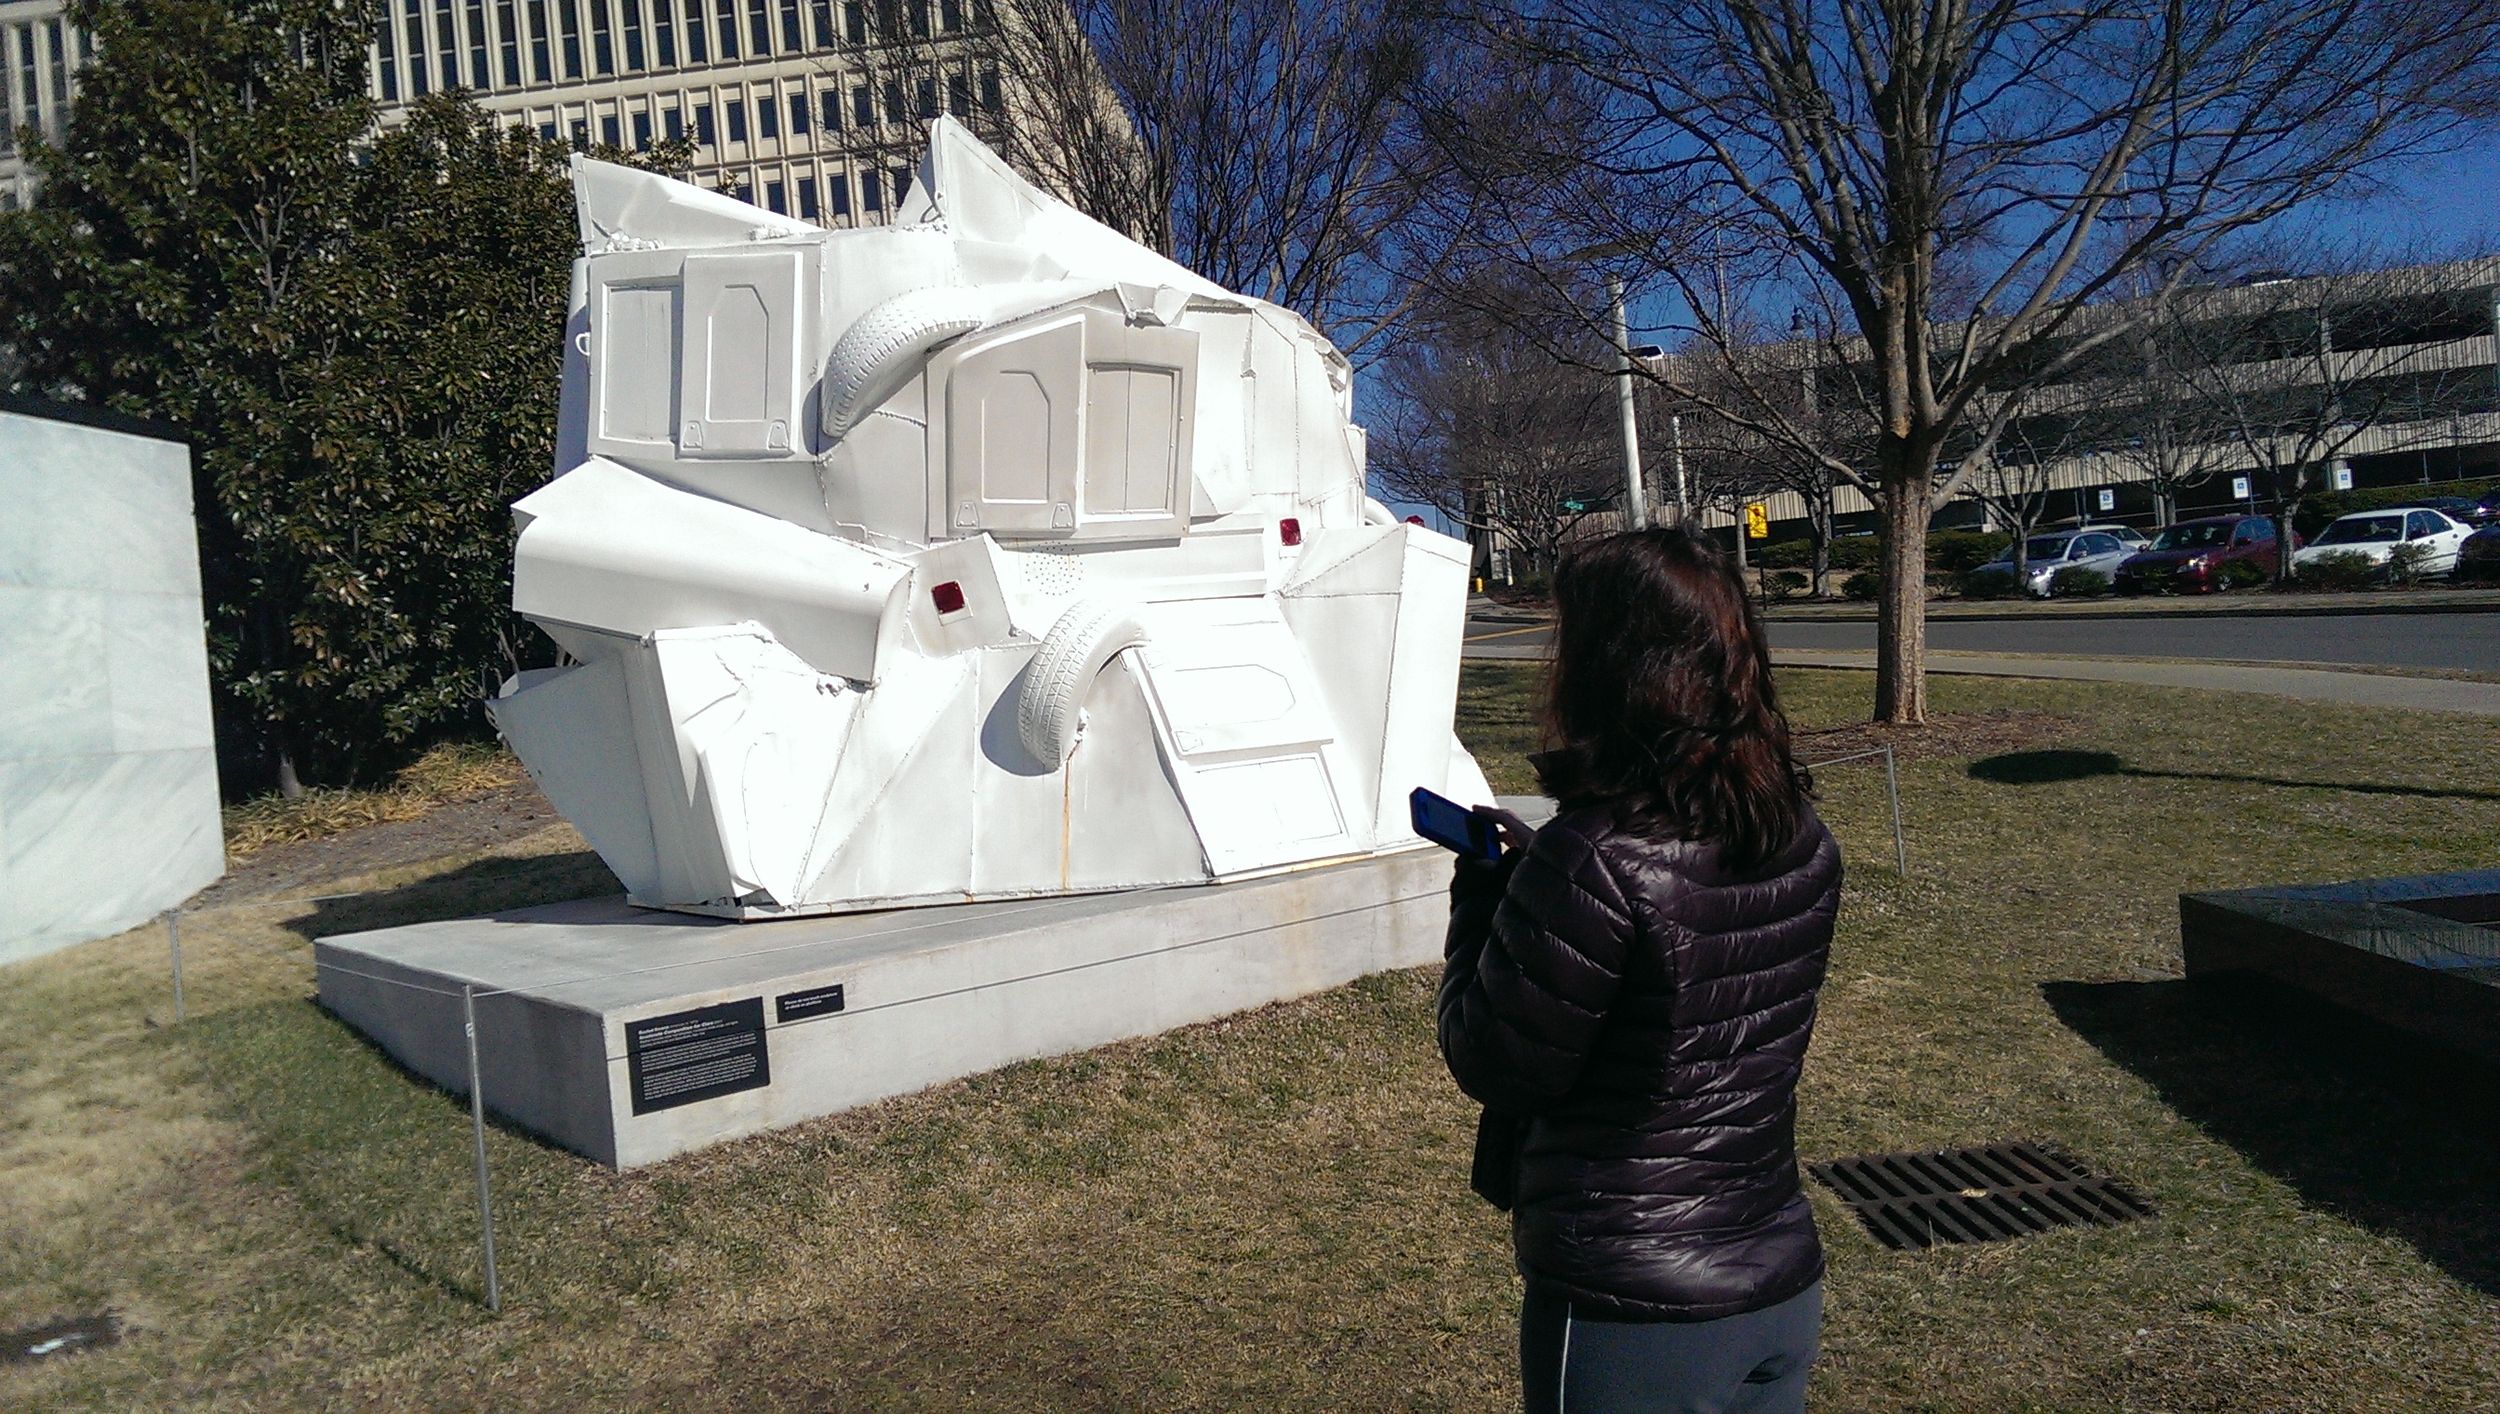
[1961,399,2086,586]
[2178,256,2500,576]
[1450,0,2499,721]
[1371,285,1622,584]
[2090,292,2233,528]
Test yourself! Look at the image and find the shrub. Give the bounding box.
[1761,569,1809,600]
[2219,557,2271,589]
[1928,530,2014,575]
[1756,539,1813,569]
[1956,565,2022,600]
[1828,537,1881,571]
[1842,568,1882,601]
[2384,541,2434,585]
[2049,566,2111,597]
[2291,550,2380,592]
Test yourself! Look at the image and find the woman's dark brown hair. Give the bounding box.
[1536,528,1812,869]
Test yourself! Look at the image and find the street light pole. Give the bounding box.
[1610,276,1649,530]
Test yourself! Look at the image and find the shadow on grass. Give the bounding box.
[2044,975,2500,1298]
[1970,748,2500,803]
[281,849,621,943]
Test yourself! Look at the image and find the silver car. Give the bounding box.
[1972,530,2137,598]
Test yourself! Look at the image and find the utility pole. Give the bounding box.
[1610,276,1649,531]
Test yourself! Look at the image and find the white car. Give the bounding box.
[2076,523,2153,552]
[1970,529,2137,597]
[2293,507,2475,579]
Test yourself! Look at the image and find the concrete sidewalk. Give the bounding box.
[1772,650,2500,716]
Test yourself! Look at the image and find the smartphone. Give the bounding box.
[1410,786,1505,862]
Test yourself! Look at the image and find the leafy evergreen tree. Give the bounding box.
[0,1,637,792]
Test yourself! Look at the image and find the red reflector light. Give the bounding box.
[1405,515,1425,526]
[1279,517,1302,547]
[930,580,966,614]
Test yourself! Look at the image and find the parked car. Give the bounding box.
[2112,514,2289,594]
[2454,523,2500,580]
[2408,495,2493,528]
[1967,529,2135,597]
[2477,486,2500,524]
[2292,507,2476,579]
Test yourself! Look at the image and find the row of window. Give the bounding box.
[716,161,916,221]
[518,68,994,155]
[375,0,983,103]
[0,19,78,158]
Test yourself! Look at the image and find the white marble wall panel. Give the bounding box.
[0,409,224,966]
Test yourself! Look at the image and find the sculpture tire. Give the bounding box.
[824,287,986,435]
[1019,599,1149,767]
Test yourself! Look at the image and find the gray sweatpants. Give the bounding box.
[1518,1281,1822,1414]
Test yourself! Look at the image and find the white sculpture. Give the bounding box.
[489,119,1489,918]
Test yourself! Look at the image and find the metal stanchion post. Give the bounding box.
[165,910,184,1024]
[1882,745,1908,876]
[462,984,502,1314]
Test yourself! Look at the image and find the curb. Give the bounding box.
[1760,594,2500,625]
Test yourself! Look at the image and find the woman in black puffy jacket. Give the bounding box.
[1440,528,1842,1414]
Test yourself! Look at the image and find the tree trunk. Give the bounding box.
[1875,465,1932,724]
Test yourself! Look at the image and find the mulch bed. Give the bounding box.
[1795,709,2077,765]
[190,781,568,909]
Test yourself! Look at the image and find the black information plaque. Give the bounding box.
[775,983,847,1025]
[626,998,770,1115]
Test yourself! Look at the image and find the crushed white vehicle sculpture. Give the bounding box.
[489,119,1489,918]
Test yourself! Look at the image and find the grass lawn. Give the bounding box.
[5,668,2498,1411]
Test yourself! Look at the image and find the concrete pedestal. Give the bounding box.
[316,844,1461,1168]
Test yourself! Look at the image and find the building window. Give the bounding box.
[788,93,808,134]
[745,0,770,55]
[602,111,620,147]
[433,0,457,89]
[405,2,430,94]
[694,102,714,145]
[725,98,747,142]
[571,118,589,150]
[908,0,927,37]
[715,0,738,57]
[883,80,903,123]
[980,66,998,112]
[682,0,707,61]
[843,1,863,43]
[758,91,778,138]
[862,169,881,212]
[916,77,935,118]
[664,105,683,140]
[632,108,651,147]
[528,0,552,80]
[940,0,960,29]
[779,0,800,51]
[851,84,871,128]
[766,178,786,214]
[539,120,558,141]
[468,0,490,86]
[623,0,648,70]
[557,0,583,77]
[654,0,676,65]
[593,0,618,75]
[947,73,967,115]
[798,176,818,219]
[377,10,401,100]
[819,88,840,130]
[829,172,851,217]
[497,0,521,84]
[810,0,833,46]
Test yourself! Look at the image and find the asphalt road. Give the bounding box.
[1465,609,2500,673]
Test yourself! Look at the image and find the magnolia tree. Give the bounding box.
[1445,0,2500,722]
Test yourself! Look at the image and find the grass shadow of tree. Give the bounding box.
[2043,974,2500,1298]
[1971,748,2500,803]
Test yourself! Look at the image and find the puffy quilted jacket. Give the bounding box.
[1438,802,1842,1322]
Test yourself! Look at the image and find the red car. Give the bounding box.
[2112,514,2297,593]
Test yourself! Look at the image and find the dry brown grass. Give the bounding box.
[5,670,2497,1411]
[220,744,526,861]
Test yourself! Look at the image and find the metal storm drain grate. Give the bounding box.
[1809,1141,2153,1251]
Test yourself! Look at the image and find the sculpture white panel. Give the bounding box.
[493,120,1489,918]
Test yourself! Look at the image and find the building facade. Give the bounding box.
[3,0,1013,222]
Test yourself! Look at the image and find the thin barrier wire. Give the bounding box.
[151,742,1911,1315]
